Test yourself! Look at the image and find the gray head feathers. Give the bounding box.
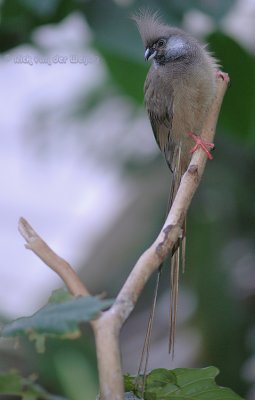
[132,10,171,48]
[132,10,176,47]
[133,10,219,68]
[132,10,184,48]
[133,10,204,66]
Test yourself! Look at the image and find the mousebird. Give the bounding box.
[133,10,219,366]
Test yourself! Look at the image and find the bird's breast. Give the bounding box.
[145,62,216,167]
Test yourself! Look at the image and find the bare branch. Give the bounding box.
[18,217,88,297]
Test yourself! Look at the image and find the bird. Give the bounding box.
[133,10,219,368]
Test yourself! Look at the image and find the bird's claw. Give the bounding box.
[216,70,230,82]
[187,131,215,160]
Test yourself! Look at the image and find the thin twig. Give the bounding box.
[18,217,88,297]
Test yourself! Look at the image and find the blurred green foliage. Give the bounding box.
[0,369,67,399]
[209,32,255,142]
[1,0,254,399]
[125,367,244,399]
[2,290,113,352]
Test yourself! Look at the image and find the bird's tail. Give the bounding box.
[168,219,186,356]
[136,144,186,392]
[136,266,162,393]
[168,144,187,356]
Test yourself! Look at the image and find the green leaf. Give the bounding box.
[82,1,181,62]
[161,0,236,21]
[55,349,98,400]
[83,0,139,58]
[81,0,180,101]
[208,32,255,143]
[0,370,66,399]
[124,374,137,392]
[1,295,113,351]
[0,0,75,52]
[48,288,73,303]
[21,0,62,17]
[124,367,244,399]
[96,44,147,103]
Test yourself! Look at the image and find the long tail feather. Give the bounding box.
[137,143,187,380]
[169,244,180,356]
[168,144,186,356]
[181,218,187,273]
[136,268,162,394]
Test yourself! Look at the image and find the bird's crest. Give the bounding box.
[132,9,170,48]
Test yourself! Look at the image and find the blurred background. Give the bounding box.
[0,0,255,399]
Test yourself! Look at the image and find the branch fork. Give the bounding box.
[18,73,229,400]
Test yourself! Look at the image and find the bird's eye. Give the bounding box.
[157,39,165,47]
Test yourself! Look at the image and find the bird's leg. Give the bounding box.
[187,131,215,160]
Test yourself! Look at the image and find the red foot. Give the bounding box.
[187,131,215,160]
[216,70,230,82]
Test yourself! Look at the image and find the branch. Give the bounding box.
[17,73,229,400]
[18,217,88,297]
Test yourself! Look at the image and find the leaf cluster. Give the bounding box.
[125,367,244,399]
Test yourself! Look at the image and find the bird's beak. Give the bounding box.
[144,47,156,61]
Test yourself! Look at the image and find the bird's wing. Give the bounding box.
[144,71,176,172]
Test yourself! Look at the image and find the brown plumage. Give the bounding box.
[133,10,218,363]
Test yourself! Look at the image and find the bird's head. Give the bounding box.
[133,10,196,66]
[144,35,192,65]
